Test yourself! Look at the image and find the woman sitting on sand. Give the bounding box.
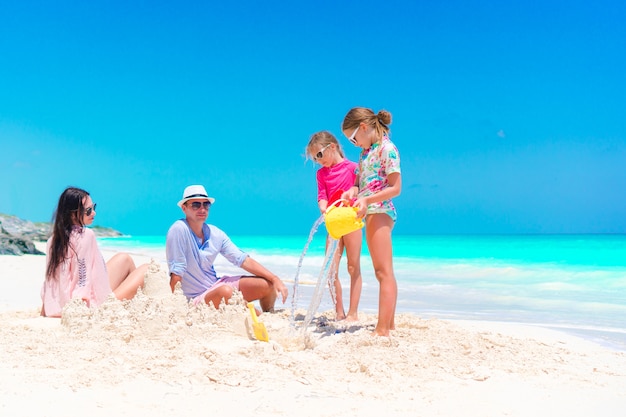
[41,186,148,317]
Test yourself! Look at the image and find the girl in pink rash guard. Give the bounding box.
[306,131,363,321]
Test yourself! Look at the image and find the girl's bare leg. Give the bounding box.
[366,214,397,336]
[333,274,345,319]
[329,237,346,320]
[343,229,363,321]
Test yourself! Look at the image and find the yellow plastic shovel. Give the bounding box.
[247,302,269,342]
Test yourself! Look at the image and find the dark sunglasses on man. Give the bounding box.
[187,201,212,210]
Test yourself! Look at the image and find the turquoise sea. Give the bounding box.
[99,233,626,351]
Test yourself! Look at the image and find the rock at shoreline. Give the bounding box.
[0,214,123,256]
[0,233,44,255]
[0,214,46,255]
[90,226,124,238]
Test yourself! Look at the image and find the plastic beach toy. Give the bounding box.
[324,198,364,240]
[247,302,269,342]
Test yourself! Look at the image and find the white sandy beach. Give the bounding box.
[1,245,625,417]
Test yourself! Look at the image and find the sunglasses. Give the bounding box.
[314,144,332,161]
[348,126,360,145]
[85,204,97,216]
[187,201,212,210]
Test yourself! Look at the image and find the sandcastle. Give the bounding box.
[142,259,171,299]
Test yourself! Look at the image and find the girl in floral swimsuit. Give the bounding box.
[341,107,402,337]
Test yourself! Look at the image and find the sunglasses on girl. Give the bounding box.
[187,201,212,210]
[314,144,332,160]
[348,126,360,145]
[85,204,97,216]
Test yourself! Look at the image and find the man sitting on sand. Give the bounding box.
[166,185,288,311]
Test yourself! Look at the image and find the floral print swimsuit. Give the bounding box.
[357,135,401,222]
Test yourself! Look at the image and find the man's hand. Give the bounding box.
[170,273,182,292]
[273,278,288,303]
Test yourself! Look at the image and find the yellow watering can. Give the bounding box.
[324,198,364,240]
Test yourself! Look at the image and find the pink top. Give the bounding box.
[316,159,358,205]
[41,227,112,317]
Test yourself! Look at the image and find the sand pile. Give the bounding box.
[1,256,625,416]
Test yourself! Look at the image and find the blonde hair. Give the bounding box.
[305,130,345,161]
[341,107,392,143]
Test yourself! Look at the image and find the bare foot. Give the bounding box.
[372,327,391,337]
[345,313,359,322]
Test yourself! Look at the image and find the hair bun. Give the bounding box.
[377,110,392,125]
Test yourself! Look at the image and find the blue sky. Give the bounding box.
[1,0,625,236]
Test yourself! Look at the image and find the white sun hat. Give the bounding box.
[177,185,216,208]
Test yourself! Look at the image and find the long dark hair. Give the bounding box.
[46,187,90,279]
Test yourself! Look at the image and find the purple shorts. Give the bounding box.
[192,275,242,305]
